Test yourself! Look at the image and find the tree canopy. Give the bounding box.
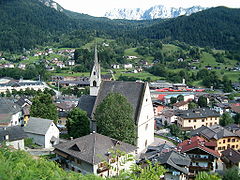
[220,113,234,127]
[95,93,136,145]
[66,108,90,138]
[30,93,58,122]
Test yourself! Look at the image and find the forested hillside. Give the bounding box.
[140,7,240,50]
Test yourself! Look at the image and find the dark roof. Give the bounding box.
[177,108,220,119]
[101,74,113,80]
[24,117,54,135]
[54,133,137,165]
[15,97,31,107]
[0,98,21,124]
[92,81,146,123]
[77,95,96,118]
[191,125,238,140]
[0,126,27,143]
[156,151,191,174]
[225,124,240,132]
[221,148,240,164]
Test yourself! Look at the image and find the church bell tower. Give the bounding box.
[90,46,101,96]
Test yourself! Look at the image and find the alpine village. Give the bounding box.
[0,0,240,180]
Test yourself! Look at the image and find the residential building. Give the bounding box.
[173,101,190,110]
[221,148,240,169]
[0,126,27,150]
[54,133,137,177]
[78,47,155,153]
[123,64,133,69]
[177,108,220,130]
[0,98,22,127]
[190,125,240,152]
[152,100,165,116]
[160,110,178,125]
[24,117,59,148]
[178,136,220,178]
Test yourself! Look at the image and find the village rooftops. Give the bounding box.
[190,125,239,140]
[177,108,220,119]
[155,150,191,174]
[177,136,220,158]
[54,133,137,165]
[221,148,240,164]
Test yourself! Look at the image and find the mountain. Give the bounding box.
[104,5,207,20]
[138,7,240,50]
[38,0,64,12]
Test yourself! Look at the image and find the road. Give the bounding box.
[151,136,175,147]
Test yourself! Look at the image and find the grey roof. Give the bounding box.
[221,148,240,164]
[191,124,238,140]
[54,133,137,165]
[0,126,27,143]
[156,150,191,174]
[92,81,146,123]
[0,98,21,124]
[15,97,31,107]
[77,95,96,118]
[24,117,54,135]
[177,108,220,119]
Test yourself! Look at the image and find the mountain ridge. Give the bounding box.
[104,5,208,20]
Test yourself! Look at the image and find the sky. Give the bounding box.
[54,0,240,17]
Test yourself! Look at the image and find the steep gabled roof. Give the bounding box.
[92,81,146,124]
[156,151,191,174]
[178,136,220,158]
[77,95,96,118]
[24,117,53,135]
[0,126,27,142]
[54,133,137,165]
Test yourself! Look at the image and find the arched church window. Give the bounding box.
[93,71,96,75]
[93,81,97,87]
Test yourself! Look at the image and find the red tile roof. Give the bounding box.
[178,136,220,158]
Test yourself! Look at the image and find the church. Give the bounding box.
[78,47,154,153]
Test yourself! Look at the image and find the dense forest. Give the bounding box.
[0,0,240,52]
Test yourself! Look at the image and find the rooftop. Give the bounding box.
[177,108,220,119]
[0,126,27,143]
[54,133,137,165]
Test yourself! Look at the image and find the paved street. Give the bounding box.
[151,136,175,147]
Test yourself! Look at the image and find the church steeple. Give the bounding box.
[90,46,101,96]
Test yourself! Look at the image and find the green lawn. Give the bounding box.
[124,48,139,56]
[223,71,240,82]
[115,71,161,81]
[162,44,181,53]
[82,37,115,49]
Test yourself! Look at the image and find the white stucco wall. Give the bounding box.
[137,83,155,153]
[6,139,25,150]
[45,122,59,148]
[9,112,21,126]
[26,133,45,147]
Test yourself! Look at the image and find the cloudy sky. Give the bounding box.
[55,0,240,17]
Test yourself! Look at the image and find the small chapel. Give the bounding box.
[78,46,154,153]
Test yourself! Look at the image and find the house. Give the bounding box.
[177,108,220,130]
[213,103,231,115]
[55,102,76,127]
[123,64,133,69]
[111,64,120,69]
[190,125,240,152]
[173,100,190,110]
[177,136,220,178]
[221,148,240,169]
[24,117,59,148]
[0,126,27,150]
[140,150,190,180]
[78,47,154,153]
[54,133,137,177]
[0,98,22,127]
[160,110,178,125]
[152,101,165,116]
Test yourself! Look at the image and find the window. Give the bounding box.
[219,142,221,144]
[236,145,238,148]
[146,98,148,102]
[232,139,235,142]
[228,139,231,142]
[210,123,212,126]
[93,81,97,87]
[232,145,235,148]
[93,71,96,75]
[194,120,196,122]
[194,125,196,129]
[145,124,148,130]
[218,147,221,150]
[188,120,191,123]
[223,140,225,143]
[202,119,205,122]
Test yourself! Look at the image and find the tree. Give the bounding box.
[188,102,198,109]
[198,96,208,108]
[177,95,184,102]
[233,113,240,124]
[223,166,240,180]
[95,93,136,145]
[30,93,58,122]
[66,108,90,138]
[169,124,181,137]
[170,97,177,104]
[220,113,234,126]
[196,172,221,180]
